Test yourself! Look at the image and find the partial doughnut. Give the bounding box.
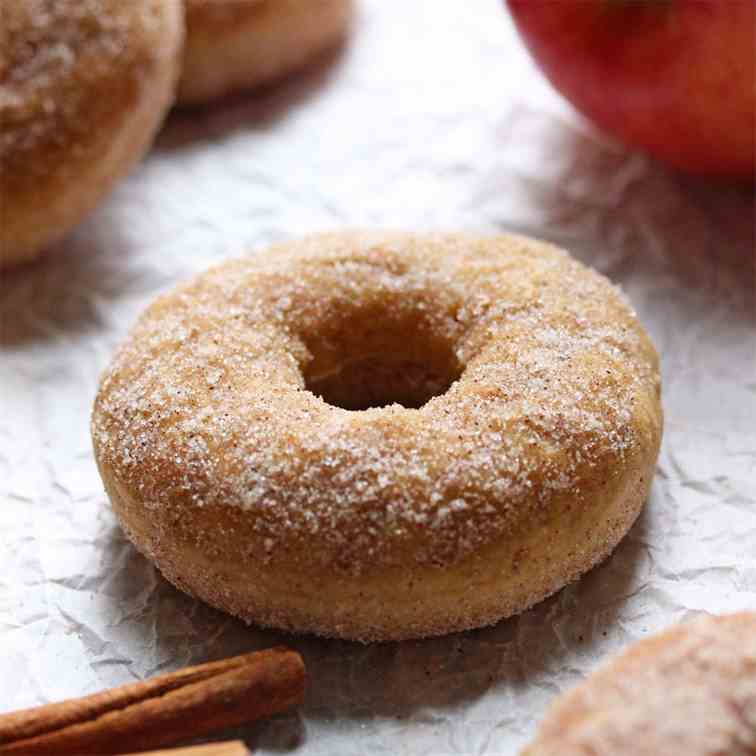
[523,612,756,756]
[91,231,663,641]
[0,0,184,268]
[178,0,353,106]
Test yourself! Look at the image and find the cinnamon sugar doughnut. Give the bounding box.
[178,0,352,106]
[0,0,184,268]
[91,231,663,641]
[523,612,756,756]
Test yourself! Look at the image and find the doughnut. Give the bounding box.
[178,0,353,106]
[523,612,756,755]
[91,231,663,641]
[0,0,184,268]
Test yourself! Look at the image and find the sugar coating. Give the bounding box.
[523,612,756,755]
[1,0,183,267]
[92,231,662,576]
[1,0,170,184]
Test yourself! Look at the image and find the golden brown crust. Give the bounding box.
[184,0,268,32]
[0,0,184,267]
[522,612,756,756]
[178,0,352,105]
[92,231,663,640]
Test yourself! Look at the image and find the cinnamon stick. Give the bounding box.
[0,648,305,755]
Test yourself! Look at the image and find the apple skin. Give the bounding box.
[507,0,755,178]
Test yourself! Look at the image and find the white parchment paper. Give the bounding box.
[1,1,754,753]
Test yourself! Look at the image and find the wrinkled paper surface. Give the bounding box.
[1,1,755,753]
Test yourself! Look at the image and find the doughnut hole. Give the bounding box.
[300,303,464,411]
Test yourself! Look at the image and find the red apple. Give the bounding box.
[507,0,755,178]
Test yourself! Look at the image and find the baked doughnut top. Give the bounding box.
[184,0,266,29]
[523,612,756,755]
[177,0,352,105]
[92,232,662,578]
[0,0,173,198]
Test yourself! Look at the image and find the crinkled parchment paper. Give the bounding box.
[1,1,754,753]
